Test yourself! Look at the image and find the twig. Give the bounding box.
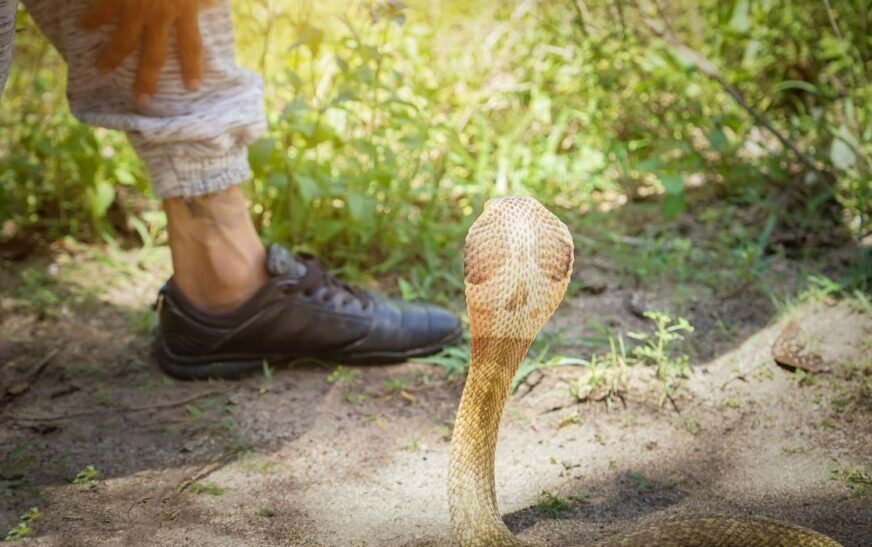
[637,14,833,182]
[2,388,235,424]
[0,346,62,406]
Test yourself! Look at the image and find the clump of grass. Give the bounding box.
[537,491,572,519]
[567,334,629,407]
[327,365,359,384]
[72,465,99,485]
[188,481,224,496]
[628,311,694,405]
[626,471,658,492]
[3,507,42,542]
[830,463,872,497]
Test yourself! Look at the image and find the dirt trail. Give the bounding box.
[1,247,870,546]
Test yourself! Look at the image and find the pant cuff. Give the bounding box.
[141,146,252,199]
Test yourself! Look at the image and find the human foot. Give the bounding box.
[154,244,462,379]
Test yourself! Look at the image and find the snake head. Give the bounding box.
[464,196,573,340]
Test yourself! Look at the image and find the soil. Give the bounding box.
[1,243,870,546]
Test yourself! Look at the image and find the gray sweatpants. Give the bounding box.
[0,0,265,198]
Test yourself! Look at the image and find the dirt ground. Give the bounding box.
[1,242,870,546]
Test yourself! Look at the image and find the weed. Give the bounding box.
[16,268,62,319]
[327,365,359,384]
[189,481,225,496]
[537,491,572,519]
[830,464,872,497]
[406,435,420,453]
[626,471,658,492]
[725,397,742,409]
[384,379,408,393]
[260,361,275,394]
[793,369,816,387]
[3,507,42,542]
[258,508,275,518]
[72,465,99,485]
[567,334,629,406]
[628,311,694,405]
[821,418,837,429]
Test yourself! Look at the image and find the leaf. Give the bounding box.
[774,80,820,96]
[265,172,288,190]
[728,0,751,33]
[292,23,324,57]
[659,174,685,221]
[347,192,376,224]
[830,126,857,171]
[248,138,275,176]
[707,129,728,152]
[86,180,115,218]
[294,175,319,203]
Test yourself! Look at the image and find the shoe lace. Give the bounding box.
[297,254,370,309]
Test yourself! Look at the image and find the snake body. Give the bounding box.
[448,196,842,547]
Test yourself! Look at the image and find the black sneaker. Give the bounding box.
[153,244,462,380]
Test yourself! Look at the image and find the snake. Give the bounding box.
[447,195,842,547]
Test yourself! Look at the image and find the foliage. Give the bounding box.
[72,464,100,485]
[3,507,42,542]
[830,463,872,497]
[537,490,572,518]
[1,0,869,293]
[628,311,694,404]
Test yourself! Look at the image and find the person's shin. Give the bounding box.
[163,185,269,313]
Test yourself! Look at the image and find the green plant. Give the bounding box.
[537,491,572,519]
[327,365,359,384]
[830,463,872,497]
[260,360,275,394]
[72,465,100,485]
[628,311,694,404]
[3,507,42,542]
[188,481,225,496]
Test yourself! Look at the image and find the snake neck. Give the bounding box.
[448,336,533,547]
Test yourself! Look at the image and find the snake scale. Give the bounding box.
[447,196,842,547]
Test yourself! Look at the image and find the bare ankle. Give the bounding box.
[164,187,270,312]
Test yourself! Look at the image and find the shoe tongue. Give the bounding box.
[266,244,308,279]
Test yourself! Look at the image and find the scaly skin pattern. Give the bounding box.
[448,195,843,547]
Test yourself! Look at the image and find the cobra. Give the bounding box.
[447,195,842,547]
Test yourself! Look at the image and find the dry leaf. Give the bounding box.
[771,321,827,373]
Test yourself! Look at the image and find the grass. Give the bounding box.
[188,481,225,496]
[830,463,872,497]
[72,465,99,486]
[3,507,42,542]
[537,491,572,519]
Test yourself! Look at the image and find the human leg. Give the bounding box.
[21,0,268,311]
[0,0,17,96]
[20,0,460,379]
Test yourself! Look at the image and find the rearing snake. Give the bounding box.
[448,196,842,546]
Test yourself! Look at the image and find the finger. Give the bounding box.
[95,10,145,73]
[176,3,203,90]
[134,17,174,105]
[78,0,120,30]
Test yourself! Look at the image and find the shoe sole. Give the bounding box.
[153,328,463,381]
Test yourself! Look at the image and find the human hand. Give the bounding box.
[79,0,205,106]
